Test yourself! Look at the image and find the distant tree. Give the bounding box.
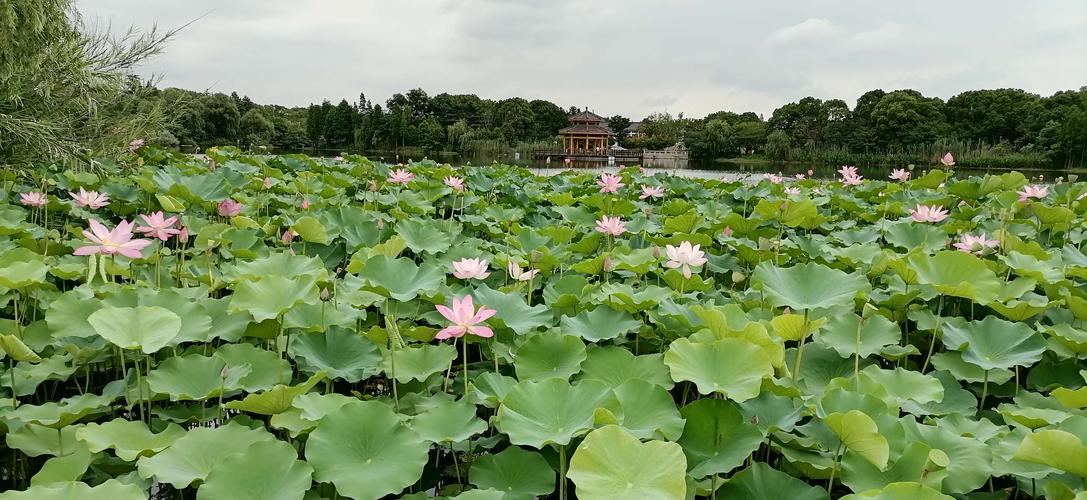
[687,119,730,158]
[530,100,569,138]
[729,121,769,154]
[765,129,791,160]
[418,117,445,150]
[946,89,1041,144]
[492,98,536,144]
[871,90,946,149]
[405,88,431,121]
[305,102,327,149]
[239,109,275,147]
[201,93,241,145]
[324,99,355,147]
[607,115,632,142]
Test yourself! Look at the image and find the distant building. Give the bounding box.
[559,111,612,154]
[624,121,645,138]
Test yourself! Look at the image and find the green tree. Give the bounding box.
[305,102,327,150]
[239,109,275,147]
[765,129,792,160]
[946,89,1041,145]
[729,121,769,154]
[201,93,241,146]
[871,90,947,149]
[325,99,355,148]
[607,115,632,142]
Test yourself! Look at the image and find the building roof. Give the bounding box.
[625,121,645,132]
[559,124,613,135]
[568,111,607,124]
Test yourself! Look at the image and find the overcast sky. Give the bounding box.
[78,0,1087,119]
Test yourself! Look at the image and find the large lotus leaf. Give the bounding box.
[0,479,146,500]
[469,446,556,497]
[44,288,100,338]
[0,248,48,288]
[513,333,586,382]
[840,441,948,495]
[358,255,444,302]
[713,462,828,500]
[383,343,457,383]
[228,275,319,322]
[907,251,1002,304]
[752,262,869,310]
[472,284,554,334]
[4,354,77,397]
[858,366,944,407]
[224,372,325,415]
[146,354,249,401]
[883,222,947,253]
[291,215,331,244]
[738,391,805,434]
[8,392,115,428]
[602,379,685,441]
[213,343,293,391]
[816,313,900,359]
[396,217,452,254]
[592,283,672,313]
[6,423,81,457]
[567,425,687,500]
[841,482,953,500]
[663,337,773,402]
[824,410,889,470]
[1013,429,1087,477]
[559,306,642,342]
[497,378,614,448]
[0,334,41,362]
[289,327,382,382]
[409,397,488,444]
[197,439,314,500]
[899,420,991,493]
[76,419,186,461]
[677,398,764,478]
[226,252,328,282]
[270,393,359,438]
[939,315,1046,370]
[29,447,94,486]
[576,346,673,389]
[87,305,182,353]
[305,400,430,500]
[136,289,214,344]
[136,421,276,488]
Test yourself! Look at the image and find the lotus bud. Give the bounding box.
[722,226,733,237]
[375,219,385,229]
[320,288,331,301]
[220,366,229,379]
[368,180,378,192]
[281,229,295,245]
[263,176,273,189]
[652,245,661,259]
[783,307,791,315]
[731,271,745,284]
[807,169,814,177]
[178,227,189,243]
[301,198,310,210]
[603,254,613,272]
[861,302,879,319]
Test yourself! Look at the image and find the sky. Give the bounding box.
[78,0,1087,119]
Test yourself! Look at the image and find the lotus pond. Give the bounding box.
[1,147,1087,499]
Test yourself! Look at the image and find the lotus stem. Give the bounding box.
[450,442,462,486]
[827,442,843,492]
[462,337,469,398]
[920,295,945,373]
[132,352,145,424]
[979,370,989,413]
[792,309,810,382]
[558,444,568,500]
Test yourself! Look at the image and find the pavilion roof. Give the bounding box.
[568,111,607,124]
[559,124,613,135]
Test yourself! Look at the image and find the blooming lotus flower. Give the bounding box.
[19,192,47,207]
[764,173,783,184]
[334,156,344,161]
[452,258,491,279]
[838,166,858,178]
[507,261,539,281]
[664,241,708,279]
[597,173,625,193]
[595,216,627,236]
[784,187,801,196]
[388,169,415,185]
[73,220,152,259]
[136,211,180,241]
[941,152,955,166]
[842,174,864,186]
[444,176,466,192]
[434,295,497,339]
[69,187,110,209]
[909,204,950,223]
[217,199,242,217]
[795,173,806,180]
[1018,185,1048,202]
[262,177,273,189]
[639,185,665,199]
[889,169,910,181]
[954,233,999,254]
[128,139,145,152]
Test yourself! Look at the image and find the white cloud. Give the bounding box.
[851,22,906,46]
[766,18,845,45]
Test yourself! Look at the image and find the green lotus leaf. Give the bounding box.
[567,425,687,500]
[224,372,325,415]
[29,447,94,486]
[469,446,555,498]
[471,284,554,334]
[8,392,115,428]
[907,251,1002,304]
[883,222,947,253]
[841,482,953,500]
[213,343,293,392]
[291,215,330,244]
[135,289,214,344]
[6,423,81,457]
[0,479,146,500]
[0,334,41,362]
[496,378,614,448]
[305,400,430,500]
[840,441,947,495]
[824,410,889,470]
[513,333,586,382]
[289,326,382,382]
[409,397,488,444]
[858,366,944,406]
[228,275,319,322]
[136,421,276,488]
[769,313,828,342]
[815,313,900,359]
[383,343,457,383]
[197,439,314,500]
[899,420,992,493]
[87,305,182,353]
[227,252,328,282]
[940,315,1046,370]
[677,398,764,478]
[559,305,642,342]
[44,288,100,338]
[576,346,673,390]
[1013,429,1087,477]
[76,419,186,461]
[663,337,773,402]
[713,462,828,500]
[752,262,870,310]
[358,255,444,302]
[0,248,48,288]
[600,379,685,441]
[146,354,249,401]
[396,217,452,254]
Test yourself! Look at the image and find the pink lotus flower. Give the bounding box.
[128,139,145,152]
[435,295,497,340]
[595,216,627,236]
[262,177,273,189]
[281,229,295,245]
[19,192,47,207]
[368,180,379,192]
[909,204,950,223]
[564,158,572,165]
[784,187,801,196]
[722,226,733,237]
[507,261,539,281]
[764,173,783,184]
[452,258,491,279]
[217,199,242,217]
[795,173,806,180]
[807,169,814,177]
[954,233,999,254]
[73,220,152,259]
[444,176,466,192]
[1018,185,1048,202]
[639,185,665,199]
[301,198,310,210]
[136,211,180,241]
[889,169,911,181]
[597,173,625,193]
[334,156,344,161]
[178,227,189,243]
[838,166,858,178]
[388,169,415,185]
[664,241,708,279]
[941,152,955,166]
[838,166,863,186]
[69,187,110,209]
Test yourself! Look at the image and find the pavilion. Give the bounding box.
[559,111,612,154]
